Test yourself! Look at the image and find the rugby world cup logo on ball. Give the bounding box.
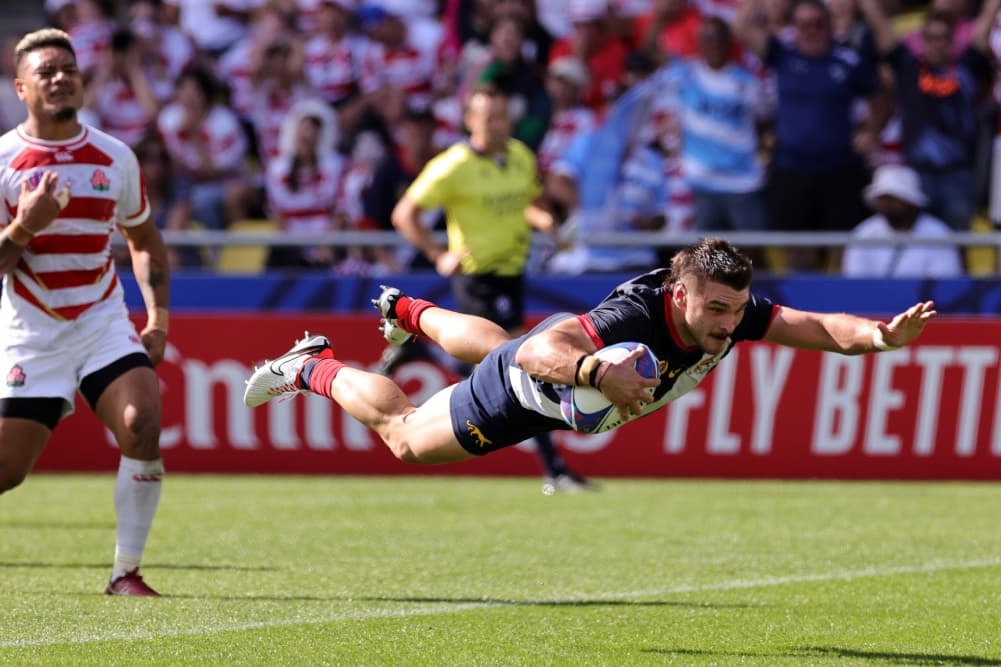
[560,342,659,434]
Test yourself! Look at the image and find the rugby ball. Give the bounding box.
[560,342,659,434]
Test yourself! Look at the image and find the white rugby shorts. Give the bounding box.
[0,297,148,415]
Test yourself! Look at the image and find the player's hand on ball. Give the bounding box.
[140,327,167,366]
[879,300,937,348]
[599,348,661,418]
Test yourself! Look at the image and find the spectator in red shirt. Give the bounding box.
[549,0,630,114]
[632,0,702,63]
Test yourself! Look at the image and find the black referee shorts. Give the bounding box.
[451,273,525,332]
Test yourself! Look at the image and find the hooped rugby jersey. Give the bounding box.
[0,125,150,321]
[508,269,780,422]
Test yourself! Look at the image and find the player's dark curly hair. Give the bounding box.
[668,237,753,291]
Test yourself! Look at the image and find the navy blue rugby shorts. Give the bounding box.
[449,314,573,455]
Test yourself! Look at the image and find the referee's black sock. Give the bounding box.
[533,432,566,478]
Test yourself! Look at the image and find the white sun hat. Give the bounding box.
[864,164,928,208]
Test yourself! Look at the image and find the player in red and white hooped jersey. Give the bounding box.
[358,6,439,114]
[0,29,169,597]
[67,0,115,76]
[303,1,368,106]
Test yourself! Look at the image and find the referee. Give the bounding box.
[391,84,592,494]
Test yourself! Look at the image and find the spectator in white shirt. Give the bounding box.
[842,164,964,277]
[88,28,164,147]
[537,56,595,176]
[163,0,253,56]
[157,65,253,230]
[266,99,346,269]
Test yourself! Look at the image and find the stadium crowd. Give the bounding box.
[7,0,1001,275]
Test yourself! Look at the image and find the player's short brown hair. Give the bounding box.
[14,28,76,72]
[464,81,507,110]
[668,237,753,291]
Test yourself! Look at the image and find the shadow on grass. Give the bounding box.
[0,561,278,572]
[642,646,1001,665]
[803,647,1001,666]
[362,596,762,609]
[0,520,114,530]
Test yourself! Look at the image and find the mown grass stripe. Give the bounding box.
[5,556,999,649]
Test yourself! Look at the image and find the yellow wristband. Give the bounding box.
[575,354,602,386]
[147,307,169,333]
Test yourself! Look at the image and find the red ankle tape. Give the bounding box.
[395,297,435,337]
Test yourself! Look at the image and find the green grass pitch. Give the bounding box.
[1,475,1000,665]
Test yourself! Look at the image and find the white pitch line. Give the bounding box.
[4,557,1000,649]
[613,556,1001,598]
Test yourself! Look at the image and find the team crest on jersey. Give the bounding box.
[26,171,43,190]
[6,364,26,387]
[90,169,111,191]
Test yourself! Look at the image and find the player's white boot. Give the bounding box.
[371,284,414,346]
[243,332,331,407]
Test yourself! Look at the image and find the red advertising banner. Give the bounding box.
[35,314,1001,479]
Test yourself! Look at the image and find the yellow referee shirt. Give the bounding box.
[405,139,541,276]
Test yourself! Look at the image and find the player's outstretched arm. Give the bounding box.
[763,301,937,354]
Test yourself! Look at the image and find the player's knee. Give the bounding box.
[386,438,422,464]
[0,465,29,494]
[117,403,161,453]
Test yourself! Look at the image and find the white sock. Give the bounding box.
[112,456,163,580]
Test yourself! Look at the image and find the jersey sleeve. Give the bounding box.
[405,150,455,209]
[582,277,664,348]
[732,293,779,341]
[524,146,542,200]
[508,140,542,200]
[118,147,151,227]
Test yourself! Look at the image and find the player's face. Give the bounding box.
[678,278,749,354]
[465,93,511,152]
[921,20,953,68]
[15,47,83,122]
[792,5,831,58]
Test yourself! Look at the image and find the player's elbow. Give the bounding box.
[390,198,416,232]
[513,337,540,369]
